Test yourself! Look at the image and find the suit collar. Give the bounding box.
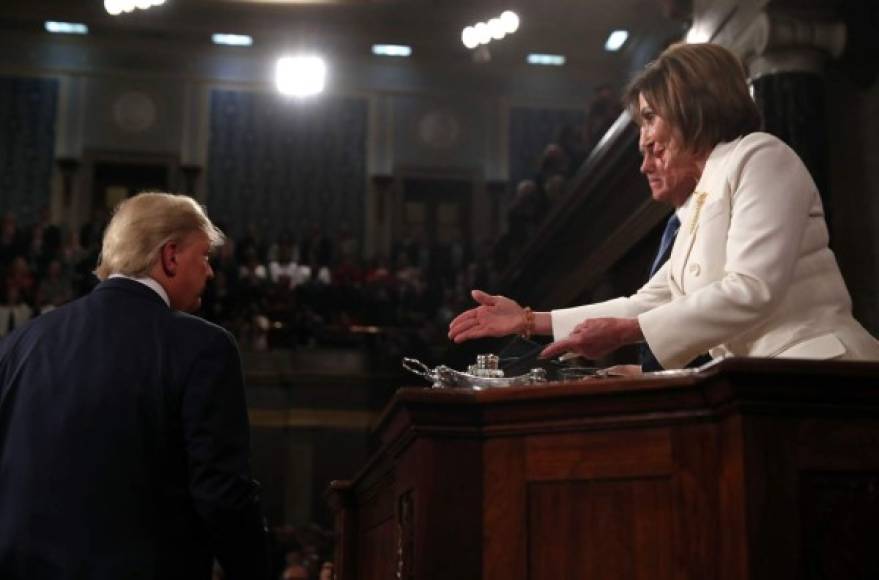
[93,277,171,309]
[108,274,170,307]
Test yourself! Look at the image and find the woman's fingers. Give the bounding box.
[539,338,574,359]
[449,309,475,330]
[449,314,477,334]
[471,289,495,306]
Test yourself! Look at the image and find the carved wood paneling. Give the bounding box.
[528,478,674,580]
[799,471,879,580]
[525,429,673,481]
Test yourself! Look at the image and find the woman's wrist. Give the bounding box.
[624,318,644,344]
[518,306,535,339]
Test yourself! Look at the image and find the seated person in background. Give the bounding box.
[269,242,299,290]
[0,283,32,337]
[35,258,74,312]
[449,42,879,369]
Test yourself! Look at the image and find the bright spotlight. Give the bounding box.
[500,11,519,34]
[488,18,506,40]
[135,0,152,9]
[276,55,326,97]
[120,0,137,13]
[462,26,479,49]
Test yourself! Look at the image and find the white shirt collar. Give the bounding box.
[108,274,171,308]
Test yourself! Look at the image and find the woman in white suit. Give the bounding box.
[448,42,879,370]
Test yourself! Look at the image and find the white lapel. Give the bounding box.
[667,138,740,293]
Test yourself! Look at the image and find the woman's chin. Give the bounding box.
[650,189,669,203]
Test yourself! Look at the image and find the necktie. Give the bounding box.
[649,213,680,277]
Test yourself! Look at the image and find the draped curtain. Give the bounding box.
[0,76,58,224]
[207,90,367,242]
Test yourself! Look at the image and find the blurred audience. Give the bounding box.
[0,89,613,356]
[492,83,622,272]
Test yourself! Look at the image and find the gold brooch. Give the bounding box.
[688,191,708,234]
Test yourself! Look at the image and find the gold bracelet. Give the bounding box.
[520,306,535,339]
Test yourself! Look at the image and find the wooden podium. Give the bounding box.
[327,358,879,580]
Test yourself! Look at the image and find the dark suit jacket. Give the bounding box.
[0,278,267,579]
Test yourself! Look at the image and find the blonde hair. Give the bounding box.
[624,42,761,155]
[94,192,224,280]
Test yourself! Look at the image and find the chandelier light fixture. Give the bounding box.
[104,0,166,16]
[461,10,519,50]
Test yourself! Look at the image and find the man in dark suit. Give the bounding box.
[0,192,267,579]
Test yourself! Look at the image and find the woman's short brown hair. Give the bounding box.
[94,192,224,280]
[624,42,762,155]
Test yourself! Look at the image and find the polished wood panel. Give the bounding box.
[528,478,674,580]
[329,358,879,580]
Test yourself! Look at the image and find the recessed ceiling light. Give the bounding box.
[527,53,565,66]
[604,30,629,51]
[212,33,253,47]
[372,44,412,57]
[44,21,88,35]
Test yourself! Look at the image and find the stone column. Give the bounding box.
[734,11,846,204]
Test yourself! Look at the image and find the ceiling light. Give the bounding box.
[604,30,629,51]
[104,0,123,15]
[527,53,565,66]
[462,10,519,51]
[44,21,88,35]
[474,22,491,45]
[212,33,253,47]
[500,11,519,34]
[461,26,479,49]
[372,44,412,57]
[276,55,326,97]
[488,18,506,40]
[105,0,163,15]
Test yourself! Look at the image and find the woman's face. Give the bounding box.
[638,94,702,207]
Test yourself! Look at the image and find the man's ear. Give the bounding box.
[160,241,179,277]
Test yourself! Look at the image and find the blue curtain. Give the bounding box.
[508,106,585,186]
[207,90,367,243]
[0,76,58,224]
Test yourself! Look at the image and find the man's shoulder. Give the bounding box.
[169,309,236,342]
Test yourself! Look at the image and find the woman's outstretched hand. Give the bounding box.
[448,290,525,343]
[539,317,643,360]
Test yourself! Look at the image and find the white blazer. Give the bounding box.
[552,132,879,369]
